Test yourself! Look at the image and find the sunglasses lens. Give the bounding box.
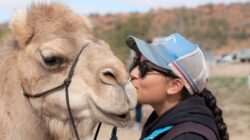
[131,58,178,78]
[129,64,136,72]
[139,62,148,78]
[129,58,140,72]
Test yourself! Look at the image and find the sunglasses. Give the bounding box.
[129,57,178,78]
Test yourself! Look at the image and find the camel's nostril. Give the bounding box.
[99,68,118,85]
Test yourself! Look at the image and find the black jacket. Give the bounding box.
[140,96,219,140]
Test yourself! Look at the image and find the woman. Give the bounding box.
[126,33,229,140]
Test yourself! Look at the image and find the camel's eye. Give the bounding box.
[42,55,64,67]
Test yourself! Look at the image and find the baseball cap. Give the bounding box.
[125,33,207,94]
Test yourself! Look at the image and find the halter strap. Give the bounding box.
[22,44,88,98]
[21,43,119,140]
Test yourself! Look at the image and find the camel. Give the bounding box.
[0,3,137,140]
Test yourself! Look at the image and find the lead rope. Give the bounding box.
[94,123,102,140]
[93,123,118,140]
[110,127,118,140]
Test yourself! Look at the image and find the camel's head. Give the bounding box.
[9,3,136,127]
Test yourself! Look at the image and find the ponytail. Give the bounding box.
[198,88,229,140]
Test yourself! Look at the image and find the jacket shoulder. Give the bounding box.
[161,132,207,140]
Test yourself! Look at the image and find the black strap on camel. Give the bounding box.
[21,43,118,140]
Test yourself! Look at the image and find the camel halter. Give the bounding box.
[21,43,118,140]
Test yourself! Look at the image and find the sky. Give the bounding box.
[0,0,249,23]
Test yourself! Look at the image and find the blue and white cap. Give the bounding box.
[126,33,208,94]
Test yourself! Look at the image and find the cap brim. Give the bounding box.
[125,36,172,70]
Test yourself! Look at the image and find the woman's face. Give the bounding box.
[130,56,170,105]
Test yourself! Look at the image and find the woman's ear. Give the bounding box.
[166,78,184,95]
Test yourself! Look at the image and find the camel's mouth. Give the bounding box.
[89,100,131,126]
[98,106,130,121]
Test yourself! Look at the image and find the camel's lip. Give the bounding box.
[89,100,130,126]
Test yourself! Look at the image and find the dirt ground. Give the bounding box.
[209,63,250,77]
[91,63,250,140]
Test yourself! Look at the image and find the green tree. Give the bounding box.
[163,7,199,38]
[232,28,248,41]
[204,18,229,45]
[95,14,151,62]
[0,28,9,45]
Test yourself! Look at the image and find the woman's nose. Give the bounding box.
[130,66,139,80]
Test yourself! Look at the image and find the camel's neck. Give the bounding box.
[0,45,19,95]
[0,46,50,140]
[0,47,22,102]
[45,117,98,140]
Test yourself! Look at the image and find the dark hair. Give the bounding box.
[180,88,229,140]
[181,88,191,100]
[198,88,229,140]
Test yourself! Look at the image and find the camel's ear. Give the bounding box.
[8,10,33,48]
[81,16,93,31]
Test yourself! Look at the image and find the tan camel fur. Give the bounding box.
[0,3,136,140]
